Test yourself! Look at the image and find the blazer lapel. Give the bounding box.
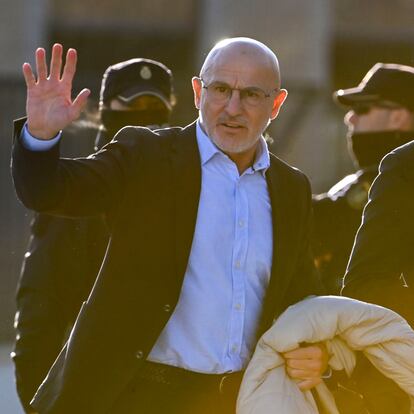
[258,155,299,334]
[169,122,202,283]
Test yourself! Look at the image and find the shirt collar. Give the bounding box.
[196,120,270,175]
[196,120,221,165]
[253,136,270,175]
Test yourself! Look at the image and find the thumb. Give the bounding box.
[70,88,90,120]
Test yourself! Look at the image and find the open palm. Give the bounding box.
[23,44,90,140]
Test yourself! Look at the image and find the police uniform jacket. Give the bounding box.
[343,140,414,326]
[312,168,377,294]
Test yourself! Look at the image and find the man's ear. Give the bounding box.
[270,89,288,119]
[192,77,202,110]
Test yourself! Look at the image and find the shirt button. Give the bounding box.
[231,345,238,353]
[235,260,241,269]
[163,304,171,313]
[235,303,242,310]
[135,350,144,359]
[238,220,244,227]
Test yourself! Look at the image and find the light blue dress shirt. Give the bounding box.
[21,121,274,374]
[149,123,273,373]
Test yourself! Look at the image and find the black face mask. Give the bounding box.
[100,108,170,137]
[349,130,414,169]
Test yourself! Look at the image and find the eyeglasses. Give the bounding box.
[198,78,278,107]
[352,101,401,115]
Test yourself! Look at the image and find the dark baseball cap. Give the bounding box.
[334,63,414,111]
[100,58,173,109]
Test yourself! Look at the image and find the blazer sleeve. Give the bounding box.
[343,142,414,324]
[11,119,147,217]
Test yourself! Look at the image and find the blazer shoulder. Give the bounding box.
[115,123,194,146]
[107,125,181,155]
[269,152,310,189]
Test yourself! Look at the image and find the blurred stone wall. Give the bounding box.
[51,0,195,31]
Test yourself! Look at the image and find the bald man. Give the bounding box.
[12,38,325,414]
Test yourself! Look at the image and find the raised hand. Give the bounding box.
[22,43,90,140]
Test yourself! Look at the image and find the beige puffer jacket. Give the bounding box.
[237,296,414,414]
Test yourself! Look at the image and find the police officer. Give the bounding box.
[312,63,414,294]
[12,58,175,413]
[96,58,174,148]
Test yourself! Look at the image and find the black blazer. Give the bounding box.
[12,124,109,412]
[12,119,322,413]
[343,140,414,326]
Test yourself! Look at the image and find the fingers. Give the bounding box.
[30,44,75,83]
[285,357,322,376]
[22,63,36,88]
[61,48,78,86]
[283,344,324,360]
[283,343,330,390]
[49,43,63,80]
[71,88,91,119]
[285,356,322,381]
[35,47,48,81]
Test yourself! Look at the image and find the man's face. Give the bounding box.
[344,103,399,134]
[192,50,286,156]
